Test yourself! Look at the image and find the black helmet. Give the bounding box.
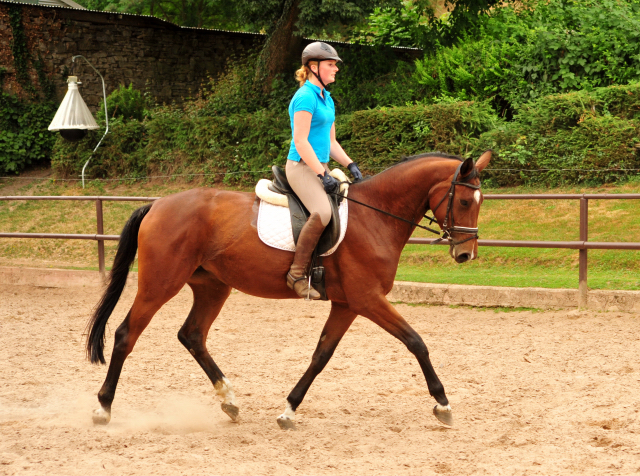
[302,42,342,65]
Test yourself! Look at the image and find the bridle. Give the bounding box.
[333,160,481,246]
[426,161,481,246]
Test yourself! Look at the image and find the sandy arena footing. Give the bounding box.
[0,276,639,475]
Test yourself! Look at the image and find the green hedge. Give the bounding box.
[340,101,499,172]
[52,108,292,182]
[52,83,640,186]
[51,101,498,181]
[476,84,640,186]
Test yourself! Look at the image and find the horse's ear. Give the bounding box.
[475,149,492,172]
[459,157,474,177]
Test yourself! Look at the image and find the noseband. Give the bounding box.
[427,162,481,246]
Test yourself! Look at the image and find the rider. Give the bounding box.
[286,41,363,300]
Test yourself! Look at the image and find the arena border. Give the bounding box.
[3,193,640,310]
[2,266,639,312]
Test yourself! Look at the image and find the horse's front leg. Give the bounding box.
[357,296,453,426]
[277,301,356,430]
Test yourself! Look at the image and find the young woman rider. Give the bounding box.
[285,41,363,300]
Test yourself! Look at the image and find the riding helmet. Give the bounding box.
[301,42,342,65]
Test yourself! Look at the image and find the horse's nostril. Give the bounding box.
[456,253,470,263]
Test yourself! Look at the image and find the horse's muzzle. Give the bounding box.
[450,239,477,263]
[455,252,471,263]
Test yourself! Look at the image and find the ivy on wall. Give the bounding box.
[0,4,58,174]
[8,4,34,93]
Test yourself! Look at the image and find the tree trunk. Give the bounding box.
[255,0,302,94]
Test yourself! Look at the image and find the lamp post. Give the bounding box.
[48,55,109,188]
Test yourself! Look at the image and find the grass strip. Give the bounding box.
[1,174,639,290]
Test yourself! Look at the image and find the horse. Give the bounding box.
[87,150,492,429]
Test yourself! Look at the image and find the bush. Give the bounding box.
[476,84,640,186]
[342,100,499,171]
[52,106,292,182]
[0,90,57,174]
[413,0,640,112]
[52,81,640,187]
[51,99,500,181]
[192,48,425,117]
[52,117,148,178]
[193,55,285,117]
[96,83,150,122]
[330,49,426,113]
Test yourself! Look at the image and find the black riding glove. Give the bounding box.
[317,171,340,194]
[347,162,363,182]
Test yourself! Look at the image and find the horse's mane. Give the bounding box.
[399,151,464,164]
[356,151,465,183]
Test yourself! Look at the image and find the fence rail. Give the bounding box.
[2,193,640,308]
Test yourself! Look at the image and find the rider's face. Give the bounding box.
[312,60,339,86]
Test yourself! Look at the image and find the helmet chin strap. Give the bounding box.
[309,60,327,89]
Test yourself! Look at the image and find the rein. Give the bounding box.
[334,161,480,246]
[332,191,441,236]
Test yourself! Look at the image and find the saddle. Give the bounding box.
[266,165,346,255]
[255,165,350,301]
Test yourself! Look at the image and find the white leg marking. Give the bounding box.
[435,403,452,412]
[474,190,481,204]
[278,402,296,422]
[92,406,111,424]
[214,377,236,405]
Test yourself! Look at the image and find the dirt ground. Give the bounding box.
[0,283,639,476]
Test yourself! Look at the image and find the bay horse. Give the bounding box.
[87,150,492,429]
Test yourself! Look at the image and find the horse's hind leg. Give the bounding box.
[93,289,179,424]
[178,273,237,421]
[277,301,356,430]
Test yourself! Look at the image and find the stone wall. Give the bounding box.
[0,1,263,109]
[0,1,421,110]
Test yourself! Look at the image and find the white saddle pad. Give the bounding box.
[257,199,348,256]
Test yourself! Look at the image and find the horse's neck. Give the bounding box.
[350,159,455,249]
[356,159,454,224]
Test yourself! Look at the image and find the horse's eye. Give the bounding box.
[460,199,470,207]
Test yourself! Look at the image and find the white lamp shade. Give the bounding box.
[48,80,100,131]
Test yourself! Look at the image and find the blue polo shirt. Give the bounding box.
[287,80,335,163]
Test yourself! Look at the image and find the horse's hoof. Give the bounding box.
[221,403,239,422]
[433,404,453,427]
[277,417,296,430]
[92,407,111,425]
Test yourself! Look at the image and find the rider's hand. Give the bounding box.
[317,171,340,194]
[347,162,363,183]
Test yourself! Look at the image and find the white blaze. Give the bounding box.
[474,190,481,204]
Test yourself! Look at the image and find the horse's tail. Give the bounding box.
[86,203,153,364]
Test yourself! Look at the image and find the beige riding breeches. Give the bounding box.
[285,159,332,226]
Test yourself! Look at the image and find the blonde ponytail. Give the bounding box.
[295,65,311,87]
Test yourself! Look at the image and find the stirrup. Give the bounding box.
[287,272,320,300]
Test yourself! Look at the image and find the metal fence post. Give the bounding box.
[579,197,588,308]
[96,199,105,278]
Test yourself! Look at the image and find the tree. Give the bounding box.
[238,0,400,93]
[352,0,517,50]
[75,0,508,93]
[76,0,246,30]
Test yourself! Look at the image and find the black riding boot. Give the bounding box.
[287,212,325,300]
